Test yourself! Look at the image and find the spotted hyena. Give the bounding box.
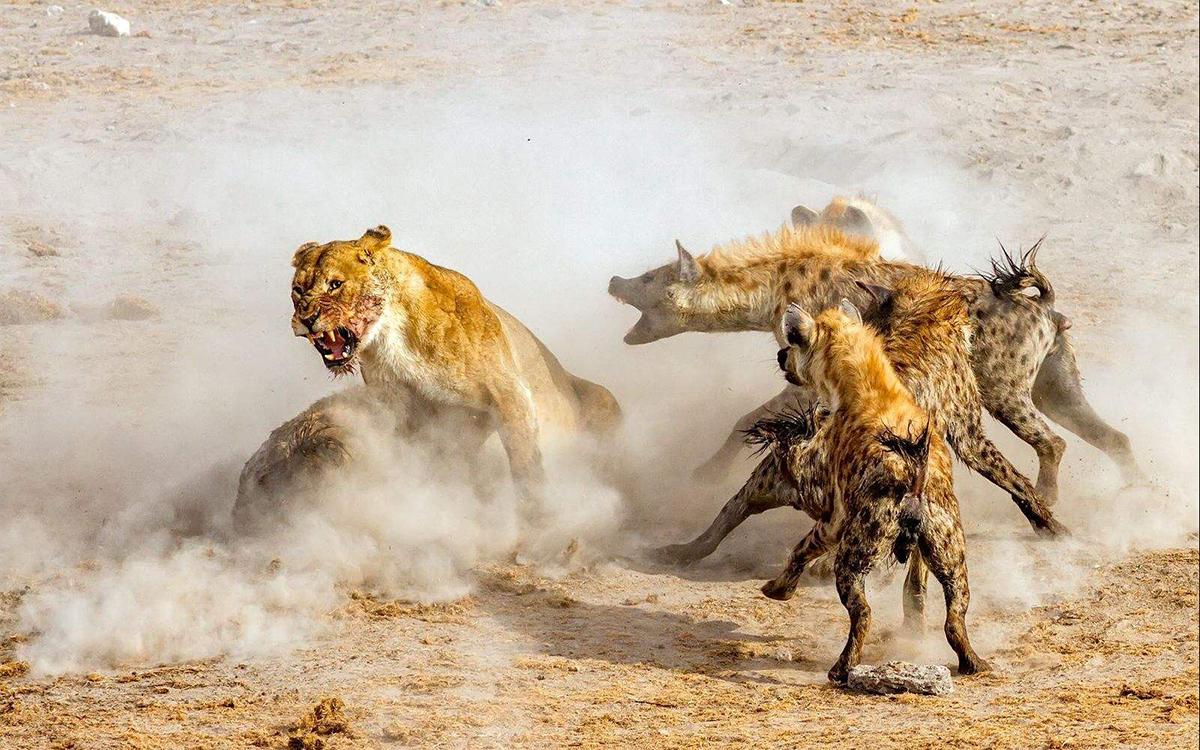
[608,219,1143,510]
[654,269,1067,565]
[748,300,988,683]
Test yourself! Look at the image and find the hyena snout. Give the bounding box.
[608,275,635,303]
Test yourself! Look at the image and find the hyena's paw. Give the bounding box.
[1034,514,1070,539]
[958,656,992,676]
[760,576,798,601]
[827,660,852,684]
[649,543,704,567]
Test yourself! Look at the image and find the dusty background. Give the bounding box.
[1,1,1197,748]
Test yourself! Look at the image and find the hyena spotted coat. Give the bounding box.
[748,301,988,683]
[654,270,1067,565]
[608,221,1143,511]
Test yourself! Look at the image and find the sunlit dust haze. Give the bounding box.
[1,78,1195,675]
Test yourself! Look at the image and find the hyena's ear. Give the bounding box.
[675,240,700,283]
[357,225,392,263]
[855,280,894,310]
[781,302,814,345]
[291,241,320,268]
[791,205,818,227]
[832,206,874,238]
[839,298,863,324]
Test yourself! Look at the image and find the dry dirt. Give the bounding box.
[0,1,1197,748]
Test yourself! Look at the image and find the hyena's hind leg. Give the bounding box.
[761,519,838,601]
[654,451,796,565]
[981,381,1067,507]
[901,551,928,632]
[949,414,1067,535]
[1032,333,1146,487]
[693,386,811,481]
[919,502,989,676]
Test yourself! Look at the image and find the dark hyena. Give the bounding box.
[608,222,1142,509]
[750,300,989,683]
[655,269,1067,565]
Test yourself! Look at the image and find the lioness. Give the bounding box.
[290,226,620,497]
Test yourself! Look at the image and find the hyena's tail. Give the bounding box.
[983,237,1056,308]
[742,406,823,453]
[879,418,933,564]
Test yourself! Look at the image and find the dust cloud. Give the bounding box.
[1,82,1194,674]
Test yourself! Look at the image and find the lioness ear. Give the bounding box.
[358,225,392,262]
[782,302,814,345]
[790,205,818,227]
[839,298,863,324]
[291,241,320,269]
[832,206,875,238]
[675,240,700,283]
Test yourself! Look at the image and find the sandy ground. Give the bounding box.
[1,0,1198,748]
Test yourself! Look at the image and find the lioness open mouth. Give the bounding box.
[308,326,358,370]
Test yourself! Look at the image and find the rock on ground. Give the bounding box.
[106,293,159,321]
[846,661,954,696]
[88,9,130,38]
[0,289,63,325]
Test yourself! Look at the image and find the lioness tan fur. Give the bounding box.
[290,226,620,497]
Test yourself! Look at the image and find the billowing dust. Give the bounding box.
[0,0,1196,748]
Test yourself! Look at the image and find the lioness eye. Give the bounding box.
[328,279,343,291]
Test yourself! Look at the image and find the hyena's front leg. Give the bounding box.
[828,563,872,684]
[655,452,797,565]
[920,502,989,676]
[1032,334,1146,487]
[693,386,810,481]
[761,520,836,601]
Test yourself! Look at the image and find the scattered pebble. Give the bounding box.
[0,289,64,325]
[88,9,130,38]
[105,293,159,321]
[846,661,954,696]
[45,5,64,18]
[287,696,352,749]
[24,239,58,257]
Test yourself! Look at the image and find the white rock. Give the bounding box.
[88,9,130,37]
[846,661,954,696]
[46,5,64,18]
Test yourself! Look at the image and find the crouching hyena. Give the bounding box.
[609,221,1143,512]
[755,300,989,683]
[654,269,1067,565]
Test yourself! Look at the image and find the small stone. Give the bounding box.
[88,9,131,37]
[846,661,954,696]
[46,5,64,18]
[0,289,63,325]
[25,239,58,257]
[105,293,158,321]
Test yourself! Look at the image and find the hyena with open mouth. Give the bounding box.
[654,269,1068,565]
[609,214,1143,530]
